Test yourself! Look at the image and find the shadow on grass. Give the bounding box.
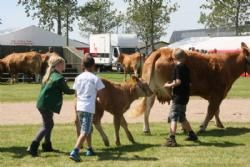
[97,143,159,161]
[183,140,245,148]
[198,127,250,137]
[0,146,28,158]
[0,146,68,159]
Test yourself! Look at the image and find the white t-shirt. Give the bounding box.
[73,71,105,114]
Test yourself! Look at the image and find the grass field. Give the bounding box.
[0,73,250,102]
[0,122,249,167]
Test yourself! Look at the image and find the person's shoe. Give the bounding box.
[185,132,198,141]
[162,136,177,147]
[42,142,55,152]
[69,151,81,162]
[27,141,39,157]
[86,147,96,156]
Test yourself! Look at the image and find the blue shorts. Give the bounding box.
[77,111,93,135]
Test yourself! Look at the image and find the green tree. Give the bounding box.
[126,0,178,52]
[78,0,124,35]
[17,0,78,35]
[199,0,250,35]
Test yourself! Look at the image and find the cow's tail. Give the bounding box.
[128,50,162,117]
[128,97,147,117]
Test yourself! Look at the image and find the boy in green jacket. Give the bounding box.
[27,55,75,156]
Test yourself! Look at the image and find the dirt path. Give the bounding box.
[0,99,249,125]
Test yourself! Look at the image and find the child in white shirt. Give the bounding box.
[69,55,105,162]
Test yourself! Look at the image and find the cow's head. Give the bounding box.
[116,53,124,63]
[241,42,250,73]
[0,60,7,74]
[130,75,153,97]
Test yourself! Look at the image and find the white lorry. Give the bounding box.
[89,33,138,71]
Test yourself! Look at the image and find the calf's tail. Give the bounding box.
[128,97,147,117]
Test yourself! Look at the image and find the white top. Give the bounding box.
[73,71,105,114]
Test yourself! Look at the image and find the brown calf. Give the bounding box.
[74,76,153,146]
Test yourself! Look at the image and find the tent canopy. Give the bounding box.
[0,25,88,48]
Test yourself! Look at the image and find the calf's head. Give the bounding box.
[130,75,153,97]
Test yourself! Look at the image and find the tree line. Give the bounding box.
[14,0,250,51]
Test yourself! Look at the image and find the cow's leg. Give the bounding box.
[93,102,110,146]
[10,73,15,84]
[14,73,18,84]
[199,98,222,133]
[215,108,224,128]
[129,70,132,79]
[74,109,80,138]
[93,120,110,147]
[143,95,156,135]
[120,115,135,144]
[35,74,41,83]
[113,114,122,146]
[124,69,127,81]
[10,75,14,84]
[134,68,138,77]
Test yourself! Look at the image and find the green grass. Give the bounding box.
[0,75,249,102]
[0,122,249,167]
[0,72,124,102]
[227,77,250,98]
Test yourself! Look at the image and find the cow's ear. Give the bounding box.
[241,42,248,49]
[241,42,250,56]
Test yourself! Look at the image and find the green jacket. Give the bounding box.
[36,71,75,114]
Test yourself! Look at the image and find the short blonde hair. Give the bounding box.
[42,56,65,84]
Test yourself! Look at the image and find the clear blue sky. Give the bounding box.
[0,0,204,43]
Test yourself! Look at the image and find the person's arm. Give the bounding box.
[59,78,75,95]
[96,78,105,93]
[164,79,181,88]
[164,65,182,88]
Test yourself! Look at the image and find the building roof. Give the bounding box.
[0,25,89,47]
[168,36,250,51]
[169,27,237,43]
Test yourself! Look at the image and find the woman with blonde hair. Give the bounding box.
[27,56,75,157]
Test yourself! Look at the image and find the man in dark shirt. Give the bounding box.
[163,49,198,147]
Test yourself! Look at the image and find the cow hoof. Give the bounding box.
[115,142,121,146]
[131,140,136,144]
[216,124,224,129]
[197,129,206,134]
[143,131,151,136]
[104,141,110,147]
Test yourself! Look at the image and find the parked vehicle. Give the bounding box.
[89,33,138,72]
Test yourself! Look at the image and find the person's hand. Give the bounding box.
[164,82,172,88]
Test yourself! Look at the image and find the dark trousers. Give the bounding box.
[34,110,54,143]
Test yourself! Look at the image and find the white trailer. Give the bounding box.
[89,33,138,71]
